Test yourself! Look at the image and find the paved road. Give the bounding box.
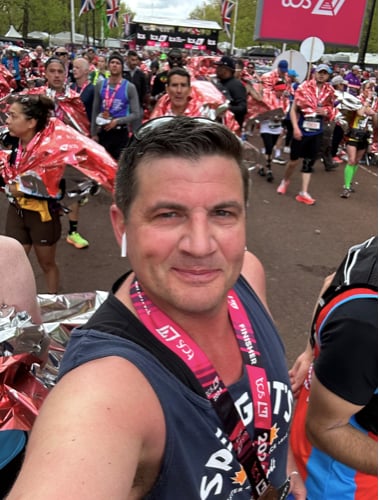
[1,148,377,366]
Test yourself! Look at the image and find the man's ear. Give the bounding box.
[110,203,126,246]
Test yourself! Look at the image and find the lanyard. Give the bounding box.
[103,80,121,112]
[130,278,278,498]
[73,81,88,95]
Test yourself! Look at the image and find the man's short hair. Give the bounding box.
[115,117,249,218]
[167,67,191,86]
[127,50,138,58]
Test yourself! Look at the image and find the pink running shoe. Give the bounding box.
[277,180,290,195]
[295,192,316,206]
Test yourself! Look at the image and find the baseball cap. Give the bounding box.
[331,75,348,86]
[215,55,236,71]
[160,53,168,60]
[278,60,288,72]
[315,63,332,74]
[288,69,299,77]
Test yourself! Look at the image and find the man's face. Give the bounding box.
[73,60,88,81]
[128,55,139,70]
[112,154,246,320]
[45,61,66,90]
[108,58,123,76]
[315,70,330,84]
[54,47,69,63]
[166,75,191,109]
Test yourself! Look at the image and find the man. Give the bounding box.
[53,46,73,83]
[71,57,95,122]
[214,55,247,128]
[150,68,196,117]
[91,51,139,160]
[261,60,292,92]
[7,117,305,500]
[345,64,362,96]
[123,49,148,128]
[66,57,97,248]
[289,236,377,499]
[150,47,184,102]
[276,64,335,205]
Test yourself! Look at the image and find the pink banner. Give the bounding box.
[255,0,368,47]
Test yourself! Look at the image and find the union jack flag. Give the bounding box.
[106,0,119,28]
[221,0,235,38]
[79,0,95,16]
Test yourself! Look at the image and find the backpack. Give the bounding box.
[310,236,378,434]
[311,235,378,349]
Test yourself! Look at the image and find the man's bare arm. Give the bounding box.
[306,373,378,475]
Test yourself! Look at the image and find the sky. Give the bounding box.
[124,0,207,20]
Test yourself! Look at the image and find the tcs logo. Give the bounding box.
[281,0,346,15]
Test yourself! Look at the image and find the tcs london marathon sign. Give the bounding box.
[255,0,368,47]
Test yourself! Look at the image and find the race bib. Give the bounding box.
[303,119,321,130]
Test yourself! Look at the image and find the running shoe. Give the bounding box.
[295,192,316,205]
[266,170,274,182]
[340,188,351,199]
[277,179,290,195]
[272,157,287,165]
[258,167,266,176]
[66,231,89,249]
[332,156,343,164]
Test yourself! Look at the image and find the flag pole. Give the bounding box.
[231,0,238,55]
[70,0,76,46]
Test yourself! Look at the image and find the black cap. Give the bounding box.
[215,55,235,71]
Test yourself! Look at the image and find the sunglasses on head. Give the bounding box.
[127,117,226,151]
[55,51,68,56]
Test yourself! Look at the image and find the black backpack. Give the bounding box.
[311,236,378,434]
[311,235,378,347]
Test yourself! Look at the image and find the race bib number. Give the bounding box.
[303,119,321,130]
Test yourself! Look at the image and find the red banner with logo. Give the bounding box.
[255,0,368,47]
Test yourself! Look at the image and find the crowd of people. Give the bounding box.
[0,41,377,499]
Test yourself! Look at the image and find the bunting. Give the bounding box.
[106,0,120,28]
[221,0,235,38]
[79,0,96,16]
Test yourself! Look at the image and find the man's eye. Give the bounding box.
[157,211,178,219]
[215,209,232,217]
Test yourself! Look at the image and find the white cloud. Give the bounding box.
[124,0,206,19]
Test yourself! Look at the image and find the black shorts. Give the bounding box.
[6,202,62,246]
[346,137,369,151]
[290,133,323,161]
